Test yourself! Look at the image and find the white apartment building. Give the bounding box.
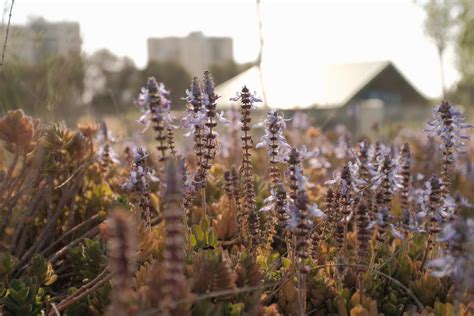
[147,31,233,75]
[0,17,81,64]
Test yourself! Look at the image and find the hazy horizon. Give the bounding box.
[4,0,461,99]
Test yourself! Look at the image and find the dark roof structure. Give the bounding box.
[216,61,429,109]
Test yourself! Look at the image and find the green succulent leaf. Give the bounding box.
[0,252,18,276]
[27,254,57,286]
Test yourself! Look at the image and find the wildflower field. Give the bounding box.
[0,71,473,316]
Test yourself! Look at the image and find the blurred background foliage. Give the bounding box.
[0,0,471,125]
[0,48,253,123]
[417,0,474,104]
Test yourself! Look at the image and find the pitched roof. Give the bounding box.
[215,61,427,109]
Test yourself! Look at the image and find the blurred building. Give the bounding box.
[216,61,430,133]
[147,31,233,75]
[0,17,81,63]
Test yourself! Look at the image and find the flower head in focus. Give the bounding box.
[286,191,325,232]
[325,164,360,195]
[230,89,261,109]
[181,77,207,137]
[285,146,318,191]
[255,110,291,162]
[371,154,403,192]
[135,77,175,133]
[425,100,473,153]
[121,147,159,192]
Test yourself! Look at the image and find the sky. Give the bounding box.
[4,0,460,99]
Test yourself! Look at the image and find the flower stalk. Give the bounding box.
[425,100,473,197]
[399,142,411,230]
[122,148,157,227]
[237,86,260,250]
[106,209,137,316]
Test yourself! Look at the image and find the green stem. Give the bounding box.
[201,187,207,220]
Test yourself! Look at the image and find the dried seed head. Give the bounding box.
[428,176,443,234]
[357,139,371,183]
[374,191,390,242]
[107,209,137,314]
[203,70,218,108]
[167,126,177,157]
[224,170,234,199]
[235,86,261,249]
[294,189,312,273]
[371,140,384,171]
[399,142,411,228]
[310,224,322,263]
[322,187,336,239]
[152,159,191,315]
[356,201,370,266]
[286,147,302,200]
[230,167,243,223]
[276,184,289,230]
[334,220,345,251]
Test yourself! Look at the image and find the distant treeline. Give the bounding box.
[0,49,254,121]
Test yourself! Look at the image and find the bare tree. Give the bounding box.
[419,0,457,98]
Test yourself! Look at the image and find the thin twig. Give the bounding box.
[201,187,207,219]
[1,153,30,202]
[0,0,14,66]
[41,214,101,256]
[50,303,60,316]
[319,107,338,130]
[9,185,44,253]
[54,160,91,189]
[220,236,239,246]
[49,268,110,315]
[15,181,83,275]
[48,226,100,263]
[0,176,39,211]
